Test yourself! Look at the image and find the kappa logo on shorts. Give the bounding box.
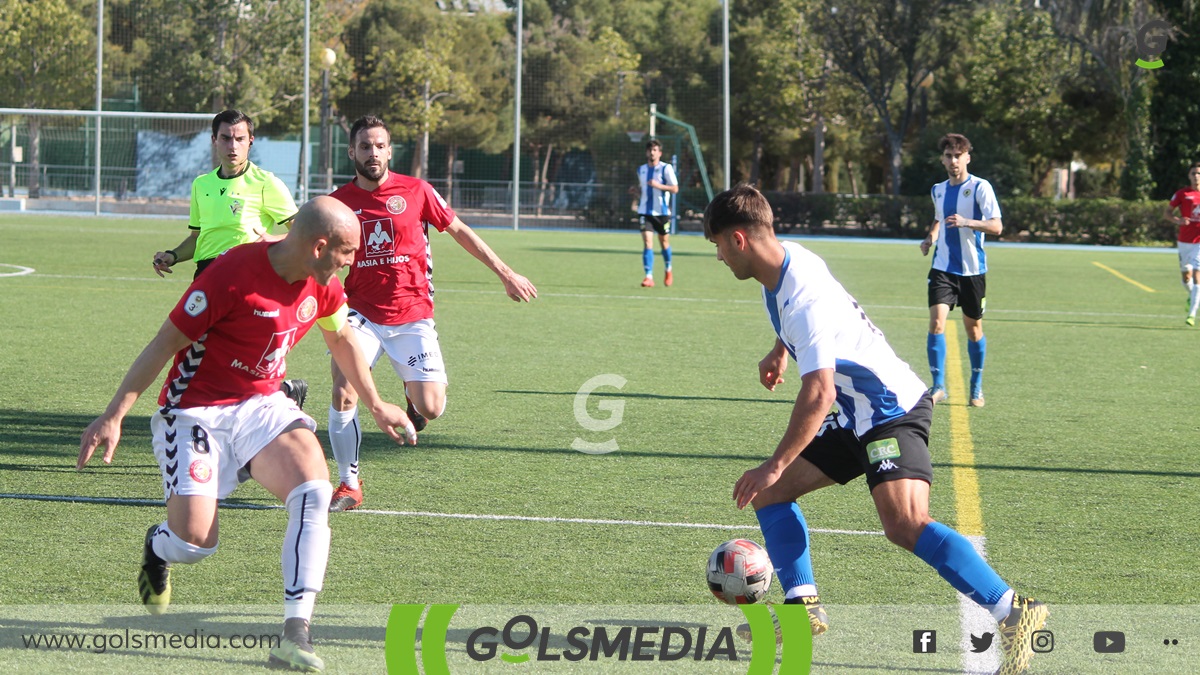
[867,438,901,464]
[189,460,212,483]
[184,290,208,317]
[877,459,899,473]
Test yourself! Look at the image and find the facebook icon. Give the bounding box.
[913,630,937,653]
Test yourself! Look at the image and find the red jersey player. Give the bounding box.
[324,116,538,512]
[1167,161,1200,325]
[78,197,416,673]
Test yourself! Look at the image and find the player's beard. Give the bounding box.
[354,157,387,182]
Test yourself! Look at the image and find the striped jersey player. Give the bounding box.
[919,133,1003,408]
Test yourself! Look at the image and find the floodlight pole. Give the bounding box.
[512,0,523,231]
[300,0,311,203]
[94,0,103,215]
[721,0,731,190]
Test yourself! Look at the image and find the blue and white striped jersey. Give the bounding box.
[636,161,677,216]
[764,241,927,435]
[930,174,1001,277]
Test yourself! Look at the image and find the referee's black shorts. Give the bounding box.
[800,394,935,492]
[928,268,986,319]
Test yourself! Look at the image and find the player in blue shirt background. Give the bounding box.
[706,184,1045,675]
[631,139,679,287]
[920,134,1003,407]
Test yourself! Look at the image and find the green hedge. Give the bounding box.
[760,192,1176,246]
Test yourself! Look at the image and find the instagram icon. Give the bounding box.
[1031,630,1054,653]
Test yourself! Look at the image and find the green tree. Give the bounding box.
[106,0,325,131]
[1149,3,1200,200]
[808,0,964,195]
[0,0,94,198]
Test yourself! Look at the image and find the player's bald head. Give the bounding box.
[292,195,360,248]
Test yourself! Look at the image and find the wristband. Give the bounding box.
[165,250,178,266]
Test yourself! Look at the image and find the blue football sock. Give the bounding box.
[756,502,815,592]
[642,248,653,276]
[663,246,672,270]
[926,333,946,389]
[968,337,986,393]
[913,522,1010,609]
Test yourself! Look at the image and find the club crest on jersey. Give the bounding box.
[229,199,243,215]
[296,296,318,323]
[189,460,212,483]
[386,195,407,214]
[363,219,396,258]
[962,188,971,198]
[184,290,208,317]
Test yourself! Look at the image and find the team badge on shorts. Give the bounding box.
[189,460,213,483]
[386,195,407,214]
[297,296,318,323]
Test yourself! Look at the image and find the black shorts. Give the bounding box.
[928,268,986,319]
[800,394,934,491]
[639,215,671,236]
[194,257,215,280]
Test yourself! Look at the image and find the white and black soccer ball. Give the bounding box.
[706,539,773,605]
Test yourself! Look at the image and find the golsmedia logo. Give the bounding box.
[1135,20,1170,69]
[385,604,812,673]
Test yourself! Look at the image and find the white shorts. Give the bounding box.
[346,312,448,384]
[150,392,316,501]
[1180,242,1200,272]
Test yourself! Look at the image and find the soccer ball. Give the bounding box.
[706,539,773,605]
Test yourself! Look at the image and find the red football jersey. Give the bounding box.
[329,173,457,325]
[158,242,347,408]
[1170,187,1200,243]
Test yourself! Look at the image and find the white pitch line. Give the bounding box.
[0,492,884,536]
[960,535,1000,674]
[0,263,34,277]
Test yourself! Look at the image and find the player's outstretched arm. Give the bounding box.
[152,231,199,278]
[322,322,417,445]
[78,320,193,468]
[733,367,836,509]
[759,339,789,391]
[445,218,538,302]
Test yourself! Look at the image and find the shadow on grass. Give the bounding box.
[529,246,715,258]
[495,389,792,405]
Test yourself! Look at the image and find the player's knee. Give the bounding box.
[881,516,929,552]
[331,386,358,411]
[287,480,333,521]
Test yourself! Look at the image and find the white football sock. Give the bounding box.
[150,522,217,564]
[1189,285,1200,317]
[327,406,361,489]
[282,480,332,622]
[784,584,818,600]
[992,588,1017,623]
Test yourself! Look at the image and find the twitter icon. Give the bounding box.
[970,632,995,652]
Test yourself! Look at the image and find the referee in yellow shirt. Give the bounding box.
[152,109,308,407]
